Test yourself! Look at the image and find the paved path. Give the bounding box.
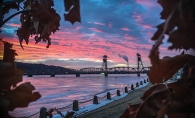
[78,83,152,118]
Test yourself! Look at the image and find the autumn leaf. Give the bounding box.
[158,0,179,19]
[3,3,18,15]
[122,0,195,118]
[120,103,141,118]
[16,0,61,48]
[64,0,81,24]
[152,0,195,50]
[167,113,192,118]
[135,88,173,118]
[0,96,9,115]
[2,41,18,63]
[148,63,195,118]
[64,111,75,118]
[4,82,41,111]
[141,84,167,101]
[148,47,194,84]
[0,63,15,87]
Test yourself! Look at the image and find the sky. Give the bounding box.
[0,0,184,69]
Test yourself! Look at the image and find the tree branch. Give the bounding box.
[0,9,35,28]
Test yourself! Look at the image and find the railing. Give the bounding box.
[21,78,149,118]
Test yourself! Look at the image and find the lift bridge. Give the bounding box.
[75,53,150,77]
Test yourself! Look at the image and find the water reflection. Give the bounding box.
[103,76,108,91]
[9,74,147,117]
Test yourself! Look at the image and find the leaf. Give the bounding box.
[126,0,195,118]
[64,111,74,118]
[141,84,167,101]
[153,0,195,50]
[147,47,194,84]
[0,63,14,86]
[120,103,140,118]
[2,41,18,63]
[168,72,195,103]
[4,82,41,111]
[0,96,10,118]
[135,88,173,118]
[119,108,129,118]
[155,63,195,117]
[0,96,9,113]
[158,0,179,19]
[3,3,18,15]
[17,27,30,48]
[168,25,195,50]
[17,0,61,48]
[0,52,23,90]
[167,113,192,118]
[151,23,164,41]
[64,0,81,24]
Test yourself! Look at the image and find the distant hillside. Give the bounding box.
[12,61,75,75]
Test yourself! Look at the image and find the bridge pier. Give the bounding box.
[28,74,33,77]
[104,72,108,77]
[50,73,55,77]
[76,73,80,77]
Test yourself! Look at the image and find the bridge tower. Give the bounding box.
[137,53,144,76]
[101,55,108,76]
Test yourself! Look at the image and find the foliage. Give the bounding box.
[0,40,41,118]
[46,108,75,118]
[16,0,60,49]
[1,0,81,49]
[1,0,81,117]
[64,0,81,24]
[120,0,195,117]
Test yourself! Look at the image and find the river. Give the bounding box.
[9,74,148,117]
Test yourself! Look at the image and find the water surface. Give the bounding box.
[9,74,147,117]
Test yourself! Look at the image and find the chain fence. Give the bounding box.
[22,79,148,118]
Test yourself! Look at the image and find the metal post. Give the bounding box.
[93,95,98,104]
[136,82,139,87]
[117,90,121,96]
[73,100,79,111]
[131,84,134,90]
[104,72,108,76]
[140,81,143,85]
[39,107,47,118]
[107,92,111,100]
[125,87,128,93]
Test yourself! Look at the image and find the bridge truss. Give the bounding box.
[73,53,150,76]
[74,66,150,74]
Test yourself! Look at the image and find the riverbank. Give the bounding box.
[76,83,152,118]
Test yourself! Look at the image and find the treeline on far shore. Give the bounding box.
[16,62,75,75]
[0,60,75,75]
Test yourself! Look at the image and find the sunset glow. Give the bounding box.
[0,0,181,69]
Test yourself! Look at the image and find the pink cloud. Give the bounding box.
[136,0,160,9]
[94,22,105,26]
[75,26,82,30]
[121,27,130,31]
[108,22,112,28]
[88,28,103,33]
[142,24,153,29]
[133,12,143,23]
[124,34,137,41]
[1,26,179,69]
[5,23,21,27]
[121,2,125,5]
